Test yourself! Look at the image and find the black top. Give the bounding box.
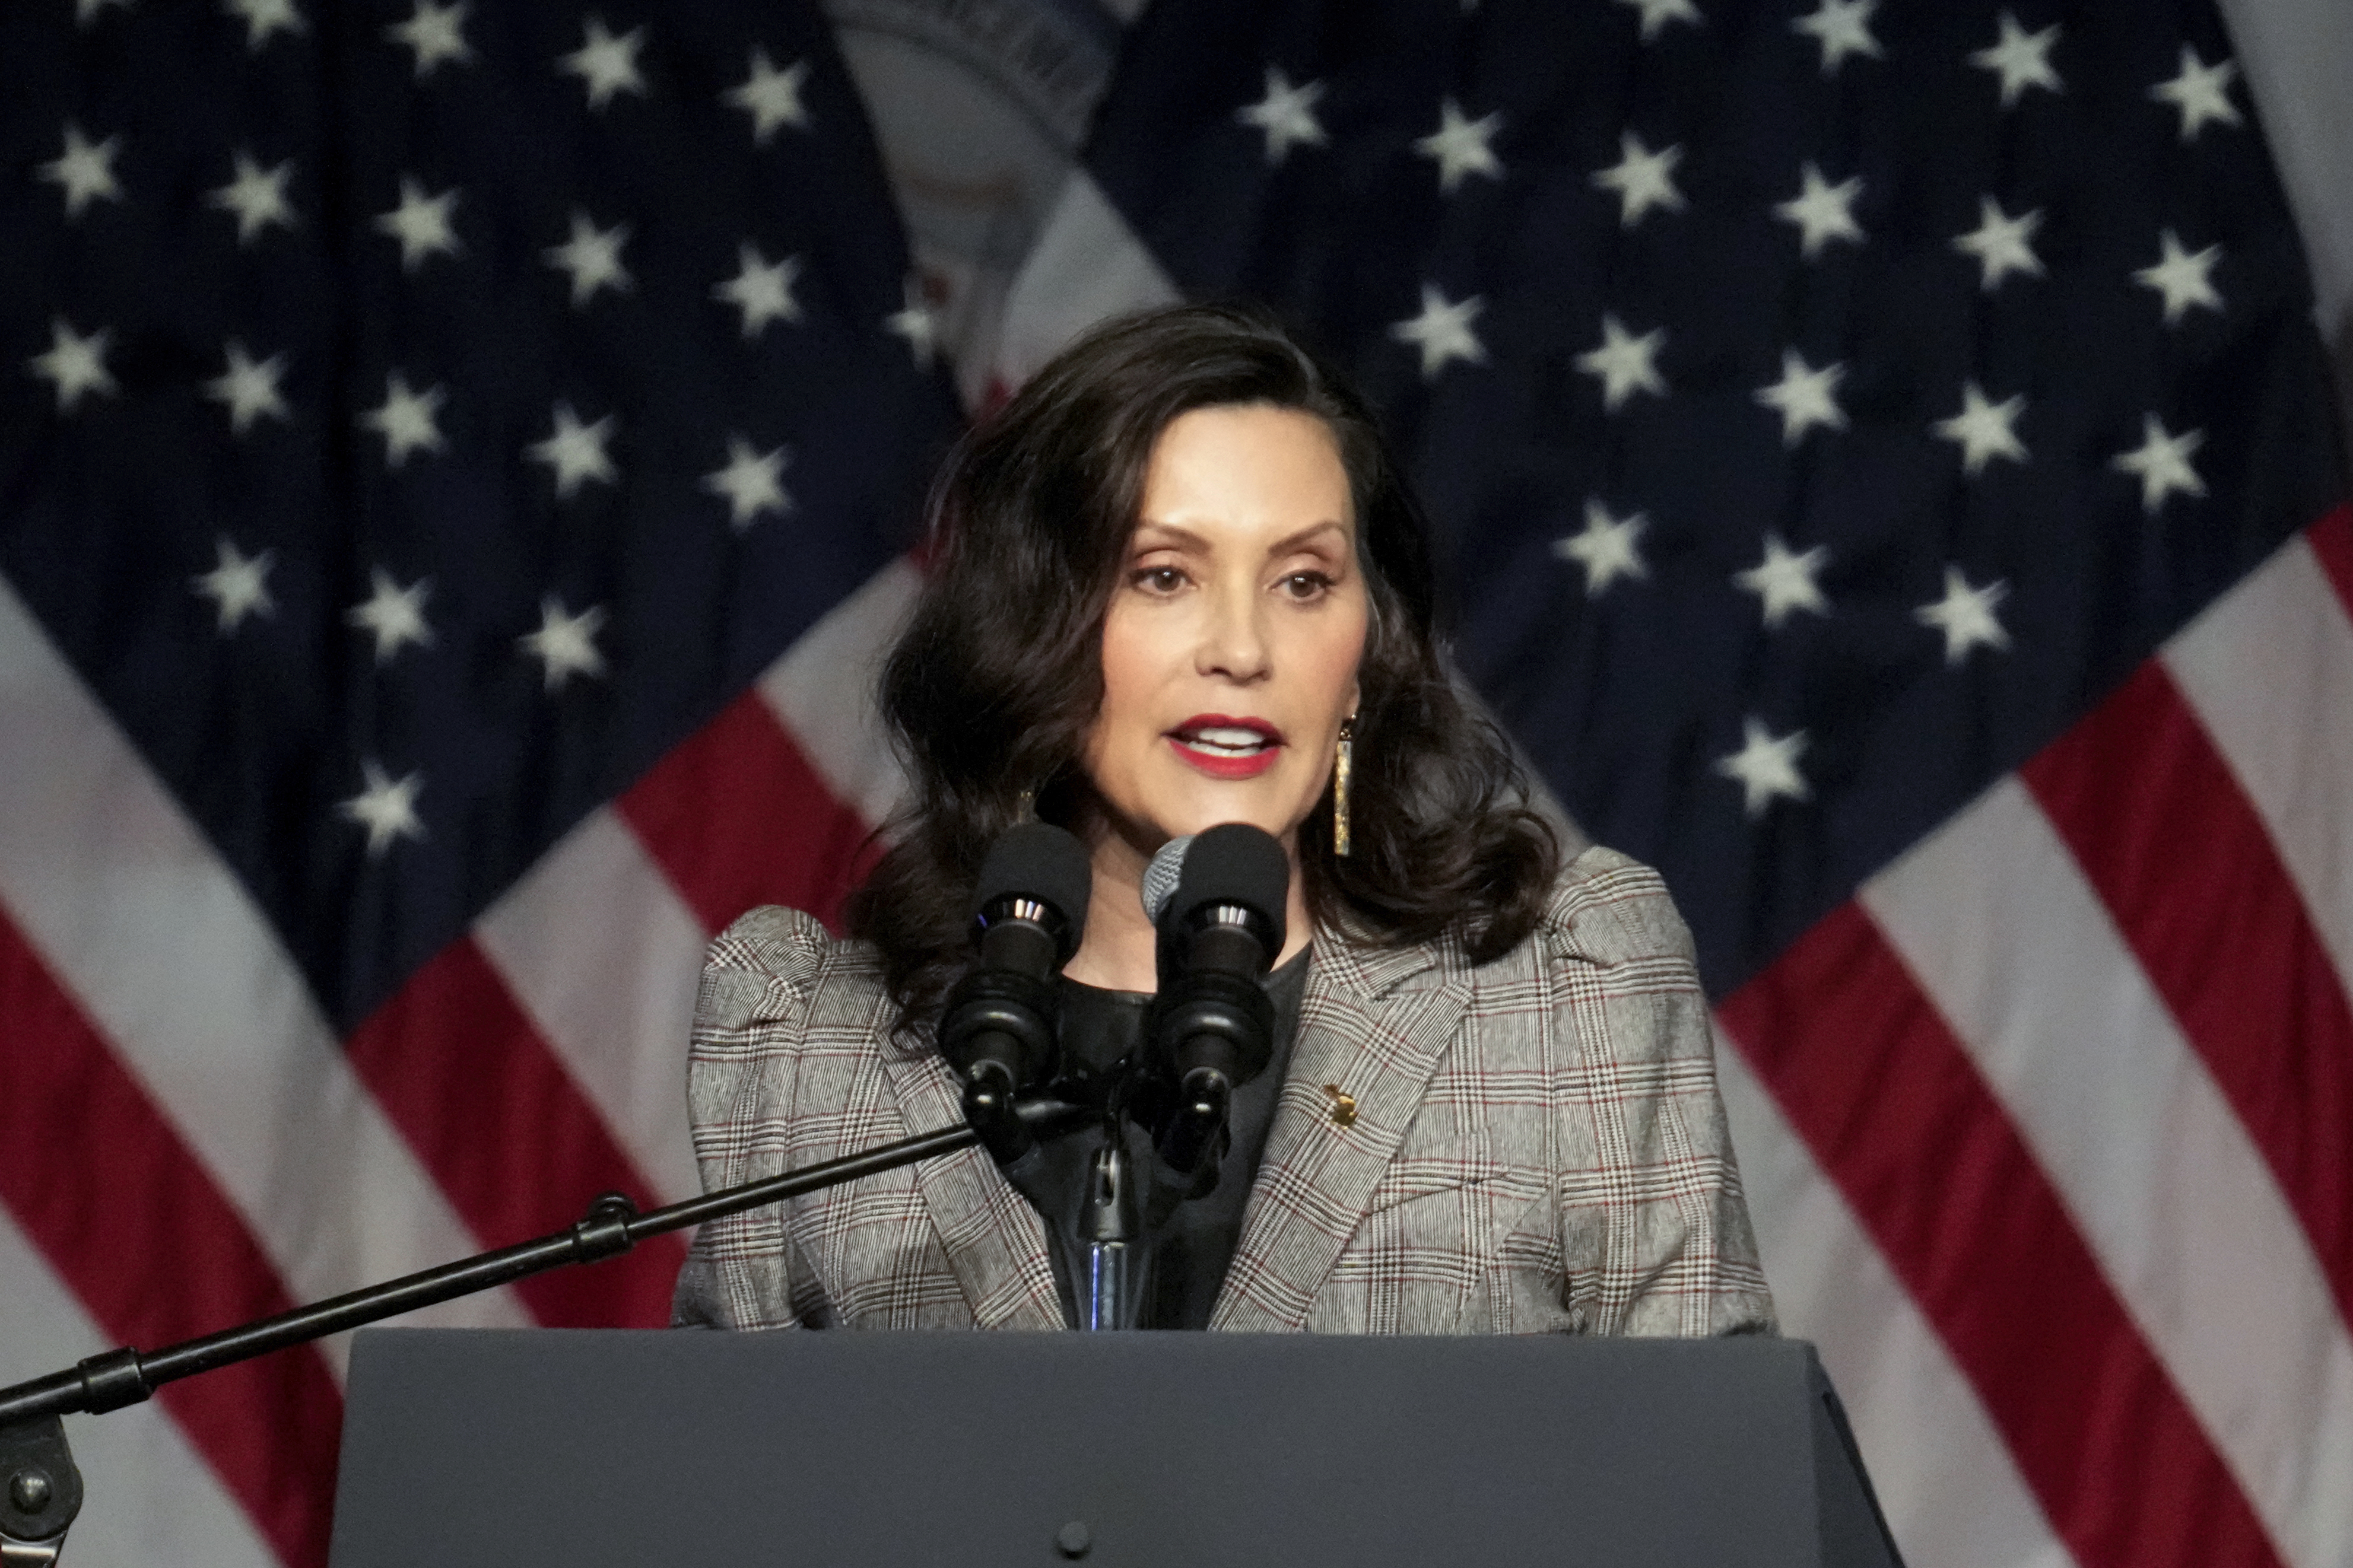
[1001,948,1312,1328]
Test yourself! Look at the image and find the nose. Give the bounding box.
[1195,574,1271,684]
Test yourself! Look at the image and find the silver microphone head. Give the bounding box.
[1140,834,1193,926]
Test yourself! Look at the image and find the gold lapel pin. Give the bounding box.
[1321,1084,1357,1128]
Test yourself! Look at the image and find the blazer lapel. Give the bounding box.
[876,1045,1065,1330]
[1210,930,1471,1331]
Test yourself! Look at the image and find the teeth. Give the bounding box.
[1189,726,1272,753]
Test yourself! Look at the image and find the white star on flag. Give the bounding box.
[1754,349,1847,445]
[1715,717,1811,818]
[528,403,620,499]
[1735,535,1832,628]
[1971,12,2063,108]
[39,122,123,220]
[726,48,811,143]
[1552,500,1649,596]
[28,317,117,413]
[2111,414,2206,514]
[338,759,426,857]
[1616,0,1701,43]
[1790,0,1880,75]
[1774,162,1865,259]
[1389,284,1487,380]
[885,279,941,368]
[1235,66,1327,166]
[345,569,436,664]
[561,15,648,111]
[386,0,474,78]
[703,435,793,532]
[1933,381,2030,476]
[2150,45,2240,141]
[519,597,609,692]
[224,0,305,52]
[1574,314,1668,412]
[203,341,291,435]
[361,373,447,468]
[1914,566,2012,664]
[2135,229,2225,326]
[1591,132,1686,227]
[713,244,803,338]
[190,537,277,634]
[1415,98,1504,194]
[544,210,633,308]
[207,150,297,245]
[374,176,462,271]
[1953,195,2044,291]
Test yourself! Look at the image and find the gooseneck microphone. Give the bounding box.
[1141,822,1288,1175]
[939,822,1092,1162]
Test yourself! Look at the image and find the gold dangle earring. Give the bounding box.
[1333,716,1356,857]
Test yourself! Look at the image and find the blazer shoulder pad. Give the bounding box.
[1536,844,1699,971]
[695,904,889,1036]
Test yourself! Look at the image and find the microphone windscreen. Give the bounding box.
[1171,822,1289,957]
[970,821,1093,935]
[1140,834,1192,925]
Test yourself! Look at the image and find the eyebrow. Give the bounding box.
[1131,519,1352,555]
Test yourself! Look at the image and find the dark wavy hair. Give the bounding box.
[846,303,1558,1028]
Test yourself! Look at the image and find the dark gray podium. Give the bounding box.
[327,1330,1901,1567]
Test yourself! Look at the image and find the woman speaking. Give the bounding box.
[673,304,1774,1337]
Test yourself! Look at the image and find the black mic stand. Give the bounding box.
[1074,1106,1143,1332]
[0,1096,1089,1567]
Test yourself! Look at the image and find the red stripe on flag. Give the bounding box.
[1719,901,2287,1568]
[343,937,685,1327]
[2309,503,2353,613]
[617,688,879,936]
[2022,658,2353,1322]
[0,904,341,1568]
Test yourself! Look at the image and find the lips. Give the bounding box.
[1168,714,1284,780]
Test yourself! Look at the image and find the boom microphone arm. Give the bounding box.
[0,1095,1090,1566]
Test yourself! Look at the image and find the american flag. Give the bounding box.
[3,7,2348,1568]
[1,2,957,1565]
[989,2,2352,1568]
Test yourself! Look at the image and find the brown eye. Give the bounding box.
[1281,571,1332,601]
[1133,566,1186,594]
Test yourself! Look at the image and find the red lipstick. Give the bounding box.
[1167,714,1285,780]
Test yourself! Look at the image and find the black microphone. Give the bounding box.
[939,822,1091,1162]
[1141,822,1288,1175]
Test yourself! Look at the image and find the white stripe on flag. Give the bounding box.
[993,170,1181,390]
[2164,533,2353,986]
[1715,1033,2072,1568]
[0,574,528,1352]
[480,558,935,1211]
[754,554,922,830]
[1862,776,2353,1568]
[0,1211,277,1568]
[474,807,707,1206]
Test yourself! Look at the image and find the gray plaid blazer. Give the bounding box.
[672,845,1776,1336]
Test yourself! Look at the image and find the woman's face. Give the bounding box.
[1081,402,1370,860]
